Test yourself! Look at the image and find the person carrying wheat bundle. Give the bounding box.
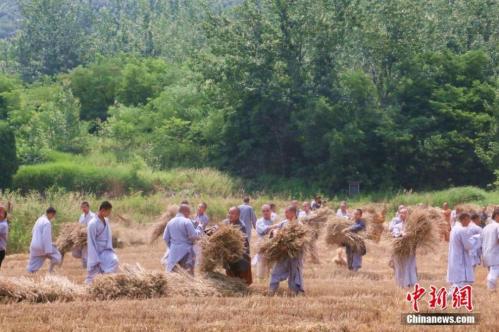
[71,201,95,268]
[224,207,252,285]
[86,201,119,284]
[268,205,305,296]
[255,204,282,282]
[390,208,417,288]
[27,207,62,273]
[163,204,203,275]
[343,209,366,272]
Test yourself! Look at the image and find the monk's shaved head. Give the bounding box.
[228,206,240,223]
[179,204,191,217]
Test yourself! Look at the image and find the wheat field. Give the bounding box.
[0,224,497,332]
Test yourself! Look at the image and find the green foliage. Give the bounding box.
[7,82,89,163]
[16,0,93,81]
[0,120,18,188]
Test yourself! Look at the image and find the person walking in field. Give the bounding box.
[163,204,203,275]
[224,207,252,285]
[255,204,281,281]
[238,196,257,245]
[27,207,61,273]
[391,208,417,288]
[481,209,499,292]
[447,213,475,294]
[343,209,366,272]
[72,201,95,268]
[86,201,119,284]
[0,205,9,269]
[269,206,304,295]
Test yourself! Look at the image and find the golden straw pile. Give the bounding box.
[325,217,366,254]
[0,275,85,304]
[259,222,311,264]
[392,208,441,258]
[199,224,245,272]
[150,204,179,243]
[88,264,167,300]
[455,203,482,214]
[361,204,387,243]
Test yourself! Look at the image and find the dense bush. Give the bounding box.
[12,162,151,195]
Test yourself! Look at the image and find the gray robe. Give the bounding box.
[163,213,202,272]
[238,204,257,242]
[86,216,118,283]
[447,223,474,285]
[27,215,61,273]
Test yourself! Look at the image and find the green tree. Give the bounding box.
[0,120,18,188]
[16,0,93,81]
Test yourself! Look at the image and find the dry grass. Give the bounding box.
[361,204,387,243]
[0,275,85,304]
[199,224,245,272]
[0,203,498,331]
[149,204,179,243]
[259,222,311,264]
[455,203,482,214]
[56,223,87,257]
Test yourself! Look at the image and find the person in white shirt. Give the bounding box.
[336,201,350,219]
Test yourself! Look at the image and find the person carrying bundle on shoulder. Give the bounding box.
[71,201,95,268]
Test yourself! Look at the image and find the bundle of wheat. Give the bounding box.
[203,272,249,297]
[392,208,439,258]
[56,223,87,258]
[0,275,85,304]
[259,222,311,264]
[455,203,482,215]
[89,264,167,301]
[149,205,179,243]
[325,217,366,254]
[164,269,248,297]
[361,204,387,243]
[199,224,245,272]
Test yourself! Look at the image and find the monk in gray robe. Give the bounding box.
[238,197,257,244]
[86,201,119,284]
[163,204,203,274]
[27,207,61,273]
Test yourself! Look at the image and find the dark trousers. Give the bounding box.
[0,250,5,268]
